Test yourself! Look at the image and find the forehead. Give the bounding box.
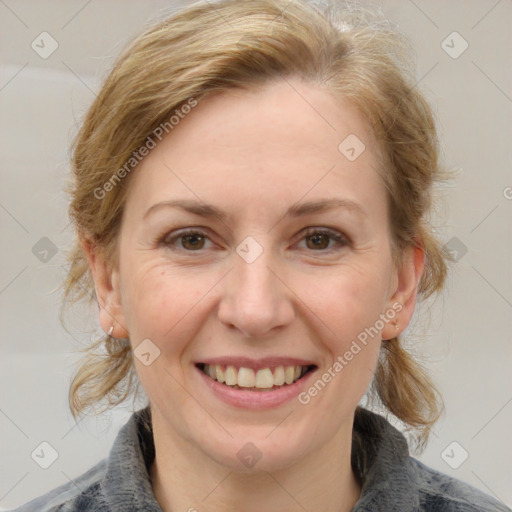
[124,78,385,217]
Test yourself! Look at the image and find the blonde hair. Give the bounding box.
[63,0,450,449]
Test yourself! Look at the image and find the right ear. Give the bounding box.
[80,236,129,339]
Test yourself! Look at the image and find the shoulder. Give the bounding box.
[6,407,159,512]
[408,457,511,512]
[352,408,510,512]
[6,459,109,512]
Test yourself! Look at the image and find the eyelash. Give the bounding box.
[157,227,350,254]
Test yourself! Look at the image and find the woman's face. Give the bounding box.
[90,78,421,472]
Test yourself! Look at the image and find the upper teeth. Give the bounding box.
[203,364,308,389]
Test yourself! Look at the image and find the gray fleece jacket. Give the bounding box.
[9,406,510,511]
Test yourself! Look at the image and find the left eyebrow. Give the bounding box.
[286,198,367,219]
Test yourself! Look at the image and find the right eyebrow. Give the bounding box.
[143,199,229,222]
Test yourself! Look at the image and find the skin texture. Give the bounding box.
[83,78,424,512]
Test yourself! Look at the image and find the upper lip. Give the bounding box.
[196,357,317,371]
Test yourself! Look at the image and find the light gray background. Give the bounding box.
[1,0,511,509]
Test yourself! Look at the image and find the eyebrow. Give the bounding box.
[143,198,367,222]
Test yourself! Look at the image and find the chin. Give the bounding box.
[201,434,309,475]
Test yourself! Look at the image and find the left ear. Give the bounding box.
[381,244,425,340]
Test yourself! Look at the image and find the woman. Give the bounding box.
[10,0,510,510]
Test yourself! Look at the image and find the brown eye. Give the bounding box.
[298,228,349,252]
[160,229,212,251]
[305,233,330,250]
[180,233,206,250]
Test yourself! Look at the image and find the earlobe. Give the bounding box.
[80,237,129,339]
[381,244,425,341]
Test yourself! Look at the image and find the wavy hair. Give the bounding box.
[61,0,450,450]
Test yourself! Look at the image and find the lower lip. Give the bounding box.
[195,365,318,409]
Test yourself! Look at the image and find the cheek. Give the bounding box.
[300,269,386,408]
[120,264,211,408]
[297,261,390,395]
[302,263,391,344]
[120,261,215,347]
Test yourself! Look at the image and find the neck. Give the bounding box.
[149,411,361,512]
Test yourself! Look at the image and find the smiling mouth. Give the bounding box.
[196,363,317,391]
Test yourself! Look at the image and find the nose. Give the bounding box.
[217,247,295,338]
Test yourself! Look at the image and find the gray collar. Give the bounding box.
[99,406,417,511]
